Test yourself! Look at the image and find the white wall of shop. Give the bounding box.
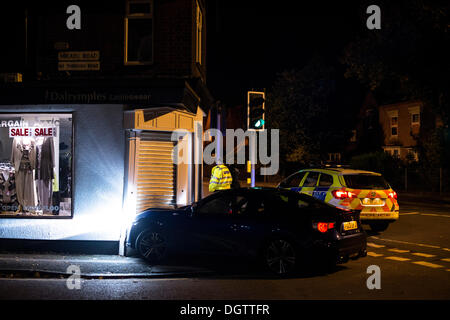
[0,104,125,241]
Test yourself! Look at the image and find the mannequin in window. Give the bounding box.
[11,136,37,214]
[35,136,55,215]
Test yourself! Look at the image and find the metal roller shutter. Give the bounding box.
[135,132,176,212]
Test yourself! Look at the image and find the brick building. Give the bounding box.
[0,0,214,254]
[379,100,441,161]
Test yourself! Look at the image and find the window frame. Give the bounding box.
[196,192,234,217]
[0,112,74,219]
[124,0,154,66]
[390,116,398,137]
[302,171,320,187]
[411,113,420,126]
[318,173,334,187]
[282,171,307,188]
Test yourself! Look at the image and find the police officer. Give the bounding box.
[209,160,233,192]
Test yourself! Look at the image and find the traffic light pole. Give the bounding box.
[250,132,257,187]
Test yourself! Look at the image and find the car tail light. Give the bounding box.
[313,222,335,233]
[388,191,397,199]
[332,189,356,199]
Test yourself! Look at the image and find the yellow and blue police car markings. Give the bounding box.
[311,186,329,201]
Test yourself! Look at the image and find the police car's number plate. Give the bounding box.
[343,221,358,231]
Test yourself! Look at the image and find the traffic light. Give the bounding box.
[247,91,265,130]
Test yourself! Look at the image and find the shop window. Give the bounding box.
[0,113,72,218]
[125,0,153,65]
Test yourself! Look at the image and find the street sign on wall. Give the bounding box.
[58,51,100,71]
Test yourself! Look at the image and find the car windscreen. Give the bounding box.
[343,174,390,190]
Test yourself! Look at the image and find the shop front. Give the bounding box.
[0,82,207,255]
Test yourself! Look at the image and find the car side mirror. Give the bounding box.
[190,202,198,217]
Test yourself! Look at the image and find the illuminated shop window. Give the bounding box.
[0,113,73,218]
[125,0,153,65]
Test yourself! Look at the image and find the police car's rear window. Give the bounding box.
[343,174,389,190]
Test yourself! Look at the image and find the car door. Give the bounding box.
[301,171,320,197]
[313,173,334,201]
[187,190,243,256]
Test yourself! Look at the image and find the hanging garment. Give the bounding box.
[11,138,37,210]
[35,137,55,182]
[0,170,19,211]
[35,137,55,212]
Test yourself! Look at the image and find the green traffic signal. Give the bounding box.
[254,119,265,128]
[247,91,265,130]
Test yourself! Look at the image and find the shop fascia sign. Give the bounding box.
[9,127,57,138]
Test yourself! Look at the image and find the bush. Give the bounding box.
[350,151,404,189]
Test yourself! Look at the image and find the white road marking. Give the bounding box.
[367,242,385,248]
[367,252,383,257]
[388,248,410,253]
[413,261,444,269]
[421,213,450,218]
[385,256,411,262]
[412,253,436,258]
[371,237,442,250]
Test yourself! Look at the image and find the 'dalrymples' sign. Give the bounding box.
[0,81,196,112]
[44,89,152,104]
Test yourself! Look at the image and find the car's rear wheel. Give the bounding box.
[369,222,389,232]
[263,238,298,275]
[136,229,167,263]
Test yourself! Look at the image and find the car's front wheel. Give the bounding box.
[263,237,299,276]
[136,229,167,263]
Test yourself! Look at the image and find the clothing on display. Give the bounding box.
[0,162,19,211]
[35,137,55,214]
[11,137,37,211]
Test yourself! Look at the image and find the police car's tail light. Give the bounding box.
[332,189,356,199]
[388,191,397,199]
[313,222,335,233]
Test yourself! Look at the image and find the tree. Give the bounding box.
[341,0,449,124]
[266,58,350,170]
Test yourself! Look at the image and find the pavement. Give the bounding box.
[0,252,213,279]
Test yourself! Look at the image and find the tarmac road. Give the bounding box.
[0,198,448,300]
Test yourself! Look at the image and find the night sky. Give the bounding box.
[206,0,364,107]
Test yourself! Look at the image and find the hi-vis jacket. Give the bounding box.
[209,164,232,192]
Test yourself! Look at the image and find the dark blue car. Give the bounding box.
[126,188,367,275]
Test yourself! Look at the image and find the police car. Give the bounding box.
[278,167,399,232]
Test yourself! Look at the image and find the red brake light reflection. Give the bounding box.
[388,191,397,199]
[332,189,356,199]
[316,222,335,233]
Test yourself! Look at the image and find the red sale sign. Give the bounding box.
[9,127,56,138]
